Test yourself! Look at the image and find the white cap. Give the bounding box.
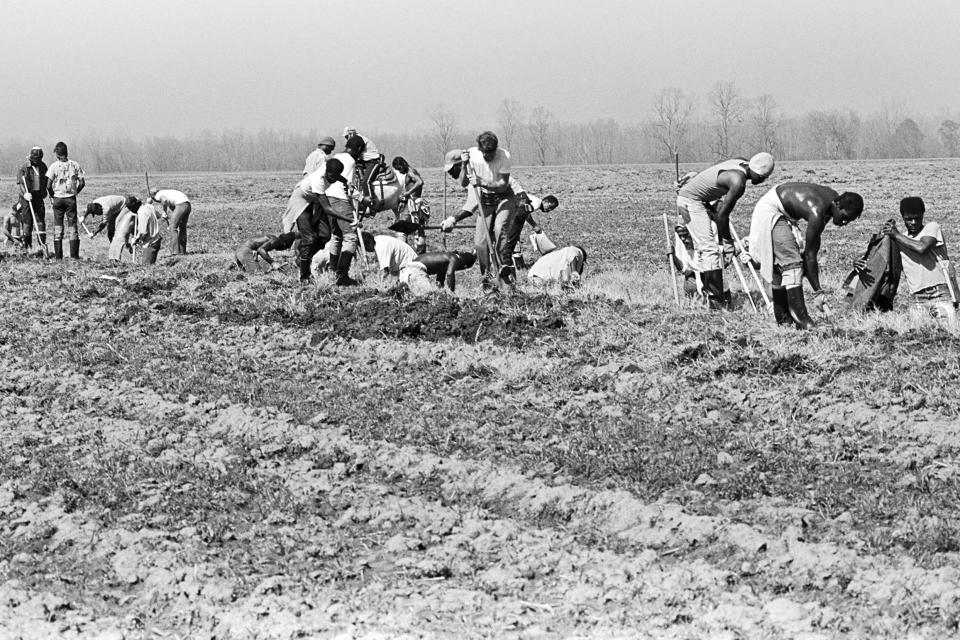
[748,152,775,178]
[343,126,356,138]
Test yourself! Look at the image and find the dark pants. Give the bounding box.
[18,193,45,248]
[296,204,332,279]
[167,202,191,254]
[140,238,162,265]
[52,196,79,241]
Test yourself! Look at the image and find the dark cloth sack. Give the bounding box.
[844,233,902,311]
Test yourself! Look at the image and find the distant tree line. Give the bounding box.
[3,83,959,175]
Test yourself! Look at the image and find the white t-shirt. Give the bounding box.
[298,169,332,197]
[528,246,585,282]
[325,153,356,201]
[359,134,379,162]
[900,221,950,293]
[154,189,189,206]
[373,235,418,272]
[303,148,328,176]
[94,195,126,216]
[135,203,163,244]
[465,147,511,189]
[45,160,85,198]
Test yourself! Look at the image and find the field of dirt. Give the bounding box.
[2,159,960,638]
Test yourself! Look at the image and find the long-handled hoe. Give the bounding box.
[348,183,368,281]
[21,176,50,259]
[663,153,681,306]
[466,158,503,280]
[729,222,772,314]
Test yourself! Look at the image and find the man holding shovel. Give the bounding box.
[676,152,775,308]
[149,188,192,254]
[16,147,48,255]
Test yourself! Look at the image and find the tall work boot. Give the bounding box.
[771,287,795,326]
[298,258,312,283]
[701,270,727,309]
[334,251,357,287]
[69,239,80,259]
[786,287,816,330]
[328,252,340,273]
[53,240,63,260]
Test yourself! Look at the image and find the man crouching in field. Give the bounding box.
[865,197,958,323]
[746,183,863,329]
[235,232,297,273]
[398,249,477,295]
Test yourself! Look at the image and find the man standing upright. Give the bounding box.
[676,152,775,307]
[16,147,48,255]
[747,182,863,329]
[452,131,517,287]
[45,141,85,259]
[343,126,380,203]
[325,136,367,286]
[303,136,336,176]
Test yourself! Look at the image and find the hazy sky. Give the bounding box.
[3,0,959,141]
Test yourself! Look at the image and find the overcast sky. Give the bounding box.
[2,0,958,142]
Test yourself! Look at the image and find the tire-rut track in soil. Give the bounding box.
[0,361,957,638]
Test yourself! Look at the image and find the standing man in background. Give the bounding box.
[45,141,85,259]
[17,146,48,255]
[303,136,337,176]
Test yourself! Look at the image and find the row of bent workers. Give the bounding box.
[3,131,586,292]
[672,152,957,329]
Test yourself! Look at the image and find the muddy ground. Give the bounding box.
[1,160,960,638]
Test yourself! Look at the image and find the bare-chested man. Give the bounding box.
[399,250,477,295]
[676,152,775,308]
[235,232,297,273]
[746,183,863,329]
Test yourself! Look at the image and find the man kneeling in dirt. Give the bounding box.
[528,246,587,287]
[860,196,958,323]
[235,232,297,273]
[400,250,477,296]
[3,204,24,249]
[746,183,863,329]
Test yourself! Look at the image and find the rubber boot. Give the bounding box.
[335,251,357,286]
[771,287,795,326]
[69,239,80,259]
[298,257,312,282]
[786,287,816,330]
[53,240,63,260]
[701,269,727,309]
[328,252,340,272]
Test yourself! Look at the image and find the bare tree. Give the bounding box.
[528,106,555,165]
[894,118,924,157]
[940,120,960,157]
[648,87,695,161]
[749,94,780,156]
[497,99,525,153]
[708,81,745,159]
[803,110,861,159]
[428,104,458,158]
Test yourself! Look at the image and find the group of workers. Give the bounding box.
[4,136,952,324]
[671,153,957,328]
[3,142,193,264]
[252,127,585,293]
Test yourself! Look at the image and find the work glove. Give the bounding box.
[460,150,470,163]
[440,216,457,232]
[23,193,32,202]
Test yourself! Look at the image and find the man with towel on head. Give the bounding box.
[675,152,775,308]
[746,183,863,329]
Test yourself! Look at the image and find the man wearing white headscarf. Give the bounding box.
[675,152,775,308]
